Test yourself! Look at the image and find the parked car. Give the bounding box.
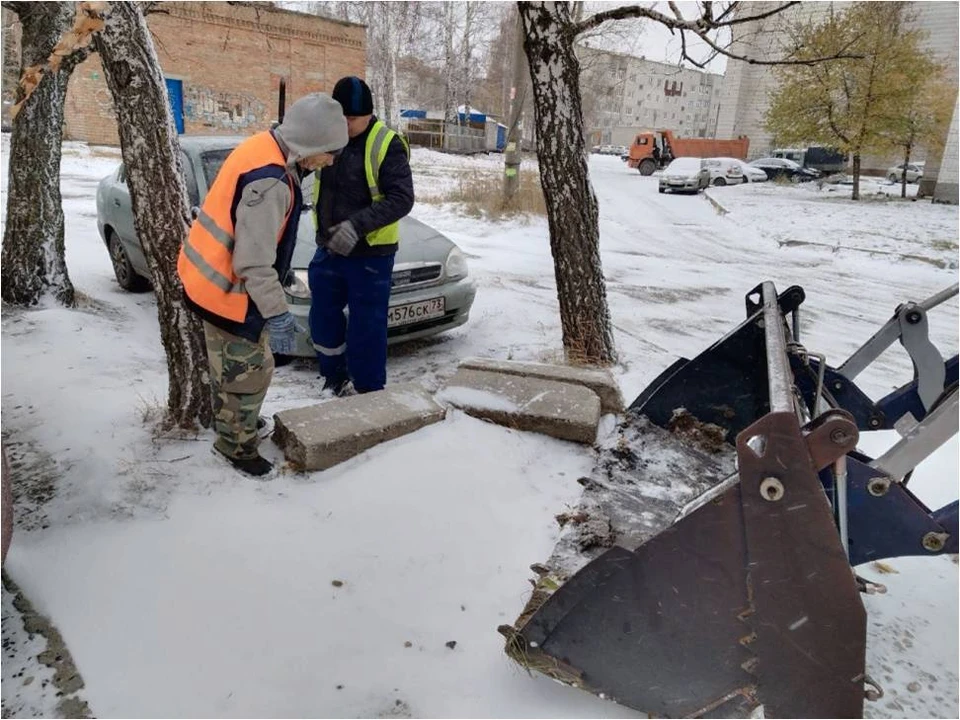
[886,161,924,183]
[703,157,745,186]
[96,136,477,357]
[749,157,820,183]
[726,158,768,183]
[658,157,711,194]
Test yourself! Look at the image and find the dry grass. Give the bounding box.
[419,168,546,220]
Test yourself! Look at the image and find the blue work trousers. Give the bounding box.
[308,247,395,393]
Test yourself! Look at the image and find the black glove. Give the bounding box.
[326,220,360,256]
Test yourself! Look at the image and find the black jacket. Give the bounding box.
[317,116,415,257]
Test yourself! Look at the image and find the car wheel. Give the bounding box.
[639,159,657,176]
[790,173,802,184]
[888,174,898,183]
[273,353,294,367]
[713,177,727,187]
[108,231,150,292]
[658,187,665,194]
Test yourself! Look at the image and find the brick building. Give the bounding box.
[3,2,366,144]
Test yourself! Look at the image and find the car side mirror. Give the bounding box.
[190,206,200,220]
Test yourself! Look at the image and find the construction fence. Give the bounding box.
[401,118,488,154]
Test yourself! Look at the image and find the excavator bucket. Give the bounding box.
[499,281,959,718]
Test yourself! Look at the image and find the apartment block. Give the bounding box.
[579,46,724,147]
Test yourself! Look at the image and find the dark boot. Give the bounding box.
[322,376,355,398]
[215,447,274,478]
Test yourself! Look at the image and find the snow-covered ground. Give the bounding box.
[2,145,958,718]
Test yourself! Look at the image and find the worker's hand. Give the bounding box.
[326,220,360,256]
[265,312,302,355]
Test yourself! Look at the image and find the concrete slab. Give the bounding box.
[272,384,446,471]
[458,357,624,414]
[438,368,601,444]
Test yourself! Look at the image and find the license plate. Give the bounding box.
[388,297,445,327]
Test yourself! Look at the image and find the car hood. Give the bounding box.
[292,215,454,269]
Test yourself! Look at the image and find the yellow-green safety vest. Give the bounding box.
[312,120,410,246]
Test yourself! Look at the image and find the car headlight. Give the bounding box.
[283,269,311,302]
[445,247,469,281]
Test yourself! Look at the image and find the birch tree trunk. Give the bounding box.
[377,2,400,129]
[503,9,526,203]
[442,2,458,123]
[360,2,405,130]
[518,1,615,365]
[1,2,83,307]
[901,144,910,199]
[851,153,861,201]
[459,2,475,113]
[93,2,211,430]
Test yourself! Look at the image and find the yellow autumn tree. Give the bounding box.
[765,2,941,200]
[883,72,955,198]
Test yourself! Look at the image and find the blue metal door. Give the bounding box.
[165,78,184,134]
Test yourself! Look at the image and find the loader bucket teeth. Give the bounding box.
[513,411,867,719]
[516,494,757,718]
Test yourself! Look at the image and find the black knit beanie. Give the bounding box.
[332,76,374,116]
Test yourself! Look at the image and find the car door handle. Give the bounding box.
[113,199,121,207]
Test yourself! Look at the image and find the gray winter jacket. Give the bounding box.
[232,94,347,319]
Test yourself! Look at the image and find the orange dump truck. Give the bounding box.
[627,130,750,175]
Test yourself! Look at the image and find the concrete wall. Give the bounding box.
[59,2,365,145]
[933,98,959,204]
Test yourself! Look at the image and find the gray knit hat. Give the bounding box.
[275,93,348,163]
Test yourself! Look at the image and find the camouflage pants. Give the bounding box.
[203,321,274,460]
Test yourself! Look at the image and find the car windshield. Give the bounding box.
[200,149,233,187]
[667,158,701,173]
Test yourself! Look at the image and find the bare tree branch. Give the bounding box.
[572,4,680,35]
[701,1,715,25]
[667,1,684,23]
[571,1,860,67]
[714,1,737,24]
[713,2,802,28]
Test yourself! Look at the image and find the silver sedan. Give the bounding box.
[95,136,477,356]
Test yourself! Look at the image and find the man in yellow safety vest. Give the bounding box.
[308,76,414,396]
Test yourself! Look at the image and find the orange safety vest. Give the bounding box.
[177,132,294,323]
